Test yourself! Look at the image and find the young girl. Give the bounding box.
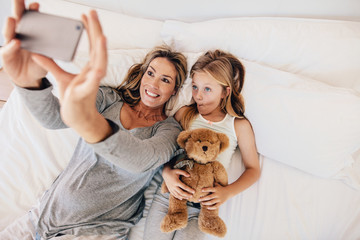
[144,50,261,239]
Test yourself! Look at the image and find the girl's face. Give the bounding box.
[192,71,228,116]
[140,57,177,109]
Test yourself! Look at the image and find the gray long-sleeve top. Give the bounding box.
[16,81,182,239]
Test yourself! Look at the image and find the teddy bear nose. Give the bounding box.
[202,146,208,152]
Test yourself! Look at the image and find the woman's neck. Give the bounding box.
[131,101,166,122]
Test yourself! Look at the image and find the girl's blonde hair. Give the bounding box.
[115,45,187,106]
[180,50,245,130]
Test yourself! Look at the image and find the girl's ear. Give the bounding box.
[222,86,231,98]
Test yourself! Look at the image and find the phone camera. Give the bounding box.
[76,25,81,30]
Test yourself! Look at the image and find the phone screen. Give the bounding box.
[15,11,84,61]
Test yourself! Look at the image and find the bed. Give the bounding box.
[1,0,360,239]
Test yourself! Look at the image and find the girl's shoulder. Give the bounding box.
[234,117,253,135]
[174,105,193,122]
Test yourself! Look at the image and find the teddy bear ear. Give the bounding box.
[177,130,192,148]
[217,132,230,153]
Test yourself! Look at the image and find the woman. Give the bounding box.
[0,1,187,239]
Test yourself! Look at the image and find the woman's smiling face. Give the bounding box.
[140,57,177,109]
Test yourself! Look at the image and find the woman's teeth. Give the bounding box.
[146,90,159,97]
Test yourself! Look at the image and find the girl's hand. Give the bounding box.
[1,2,47,88]
[162,165,195,200]
[199,183,231,210]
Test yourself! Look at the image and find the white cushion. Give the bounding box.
[75,49,360,180]
[242,60,360,179]
[161,18,360,92]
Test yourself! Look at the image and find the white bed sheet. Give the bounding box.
[1,90,359,239]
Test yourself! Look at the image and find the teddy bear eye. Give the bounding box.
[197,140,202,143]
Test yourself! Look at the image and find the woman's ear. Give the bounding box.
[225,87,230,97]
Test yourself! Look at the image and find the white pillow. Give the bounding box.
[241,60,360,179]
[36,0,164,51]
[73,49,360,181]
[73,49,201,116]
[161,18,360,92]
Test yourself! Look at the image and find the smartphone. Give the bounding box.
[16,10,84,62]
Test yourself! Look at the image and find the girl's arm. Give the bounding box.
[200,118,260,210]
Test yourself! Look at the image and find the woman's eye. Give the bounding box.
[162,78,170,83]
[192,85,198,90]
[204,87,211,92]
[147,71,154,77]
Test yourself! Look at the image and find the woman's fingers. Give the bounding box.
[79,35,107,93]
[28,2,40,11]
[2,17,16,44]
[93,34,107,78]
[81,14,92,51]
[79,11,107,91]
[88,10,103,48]
[32,54,75,87]
[32,54,61,77]
[87,10,107,65]
[1,39,21,63]
[13,0,26,22]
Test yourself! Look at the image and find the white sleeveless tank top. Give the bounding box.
[189,114,238,170]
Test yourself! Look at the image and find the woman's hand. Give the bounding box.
[33,11,107,125]
[162,164,195,200]
[199,183,231,210]
[0,1,47,88]
[33,10,111,143]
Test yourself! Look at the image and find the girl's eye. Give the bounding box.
[204,87,211,92]
[192,85,198,90]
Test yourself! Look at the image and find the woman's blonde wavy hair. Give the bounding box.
[115,45,187,107]
[180,50,246,130]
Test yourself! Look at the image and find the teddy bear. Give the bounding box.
[160,128,230,238]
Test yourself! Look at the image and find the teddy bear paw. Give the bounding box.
[160,212,188,232]
[199,216,227,238]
